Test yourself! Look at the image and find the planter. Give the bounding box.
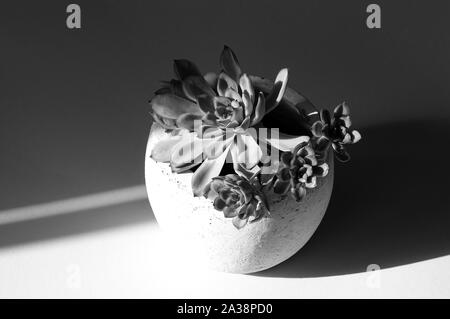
[145,123,334,274]
[145,46,360,274]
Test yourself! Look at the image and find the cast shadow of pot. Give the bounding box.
[255,119,450,278]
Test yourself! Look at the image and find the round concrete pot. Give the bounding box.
[145,80,334,274]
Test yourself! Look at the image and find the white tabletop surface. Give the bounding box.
[0,195,448,299]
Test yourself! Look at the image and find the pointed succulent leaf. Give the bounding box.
[201,112,218,126]
[333,143,351,162]
[249,209,266,223]
[155,79,187,98]
[261,102,310,136]
[311,121,324,137]
[235,162,260,180]
[213,96,231,109]
[220,45,242,82]
[278,167,291,181]
[150,135,184,162]
[151,112,177,129]
[342,116,352,128]
[208,178,226,195]
[224,88,242,102]
[260,171,275,186]
[196,94,215,114]
[239,74,254,104]
[280,152,294,166]
[265,68,289,114]
[175,113,203,131]
[182,75,216,102]
[232,216,248,229]
[223,206,240,218]
[203,136,233,160]
[235,134,262,169]
[273,180,290,195]
[335,151,350,162]
[351,130,361,143]
[173,59,202,80]
[292,184,307,201]
[170,134,204,169]
[254,196,269,214]
[334,102,350,118]
[320,109,331,125]
[150,94,203,119]
[315,136,330,152]
[201,126,224,140]
[250,92,266,126]
[223,174,240,183]
[229,105,244,124]
[261,132,310,152]
[305,176,317,189]
[313,163,329,177]
[225,120,240,128]
[236,116,251,132]
[213,197,227,210]
[242,90,253,118]
[171,161,203,173]
[242,203,255,219]
[217,72,238,97]
[191,145,231,197]
[230,143,260,179]
[342,132,352,144]
[154,87,171,96]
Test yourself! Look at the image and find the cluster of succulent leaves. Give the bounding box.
[203,174,268,229]
[262,141,330,202]
[149,46,361,229]
[311,103,361,162]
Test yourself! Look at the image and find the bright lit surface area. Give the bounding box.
[0,189,449,299]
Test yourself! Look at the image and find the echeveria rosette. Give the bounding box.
[264,140,329,202]
[149,46,304,197]
[311,102,361,162]
[203,174,269,229]
[150,46,288,132]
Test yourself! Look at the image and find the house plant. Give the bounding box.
[145,46,361,273]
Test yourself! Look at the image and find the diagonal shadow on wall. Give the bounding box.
[0,199,155,249]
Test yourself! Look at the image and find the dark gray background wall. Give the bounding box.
[1,0,450,210]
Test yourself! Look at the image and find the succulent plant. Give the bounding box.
[203,174,269,229]
[148,46,362,229]
[150,46,307,197]
[311,102,361,162]
[264,140,329,202]
[151,46,287,130]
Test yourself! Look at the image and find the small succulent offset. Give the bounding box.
[149,46,362,229]
[269,141,329,202]
[203,174,269,229]
[311,102,361,162]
